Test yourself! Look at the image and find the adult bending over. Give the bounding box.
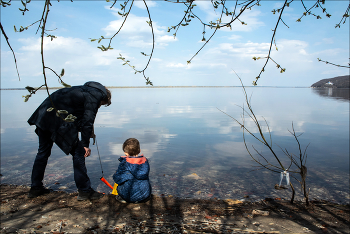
[27,81,111,201]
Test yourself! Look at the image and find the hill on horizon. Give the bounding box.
[311,75,350,88]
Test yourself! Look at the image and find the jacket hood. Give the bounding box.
[119,156,149,180]
[84,81,108,99]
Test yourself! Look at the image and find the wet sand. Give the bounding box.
[1,184,349,234]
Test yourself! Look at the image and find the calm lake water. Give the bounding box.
[1,87,349,203]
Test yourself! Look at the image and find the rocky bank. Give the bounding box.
[1,184,349,234]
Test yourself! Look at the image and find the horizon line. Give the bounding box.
[1,85,313,90]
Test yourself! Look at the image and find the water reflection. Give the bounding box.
[0,88,349,203]
[312,88,350,101]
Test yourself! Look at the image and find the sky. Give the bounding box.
[1,0,349,88]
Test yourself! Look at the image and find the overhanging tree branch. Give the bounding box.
[2,0,349,88]
[0,22,20,81]
[252,0,288,86]
[317,58,350,69]
[37,0,75,122]
[187,0,256,64]
[335,3,350,28]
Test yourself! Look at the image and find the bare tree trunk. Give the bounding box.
[303,183,309,206]
[290,182,295,204]
[301,165,309,206]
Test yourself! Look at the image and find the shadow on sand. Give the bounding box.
[1,184,349,233]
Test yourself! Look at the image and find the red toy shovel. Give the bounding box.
[100,177,113,190]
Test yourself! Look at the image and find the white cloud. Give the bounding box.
[209,41,270,59]
[134,1,157,9]
[195,1,213,12]
[10,35,131,87]
[188,2,264,32]
[273,2,285,9]
[102,12,177,49]
[151,58,162,62]
[208,63,227,68]
[19,37,88,52]
[228,35,242,41]
[218,42,269,58]
[299,49,307,55]
[166,63,187,68]
[193,38,318,78]
[273,39,314,65]
[126,39,153,48]
[103,12,163,36]
[158,35,177,43]
[322,38,334,44]
[277,39,308,51]
[229,9,265,32]
[103,16,153,35]
[314,48,345,57]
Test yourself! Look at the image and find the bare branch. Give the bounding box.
[253,0,288,86]
[39,0,72,122]
[0,22,20,81]
[317,58,350,68]
[335,4,350,28]
[140,0,155,86]
[187,0,256,64]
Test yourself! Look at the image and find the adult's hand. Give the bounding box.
[84,147,91,158]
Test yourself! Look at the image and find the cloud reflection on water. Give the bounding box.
[107,127,177,158]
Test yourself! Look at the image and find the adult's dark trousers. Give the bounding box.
[31,127,91,192]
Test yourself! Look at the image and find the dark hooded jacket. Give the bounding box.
[113,155,151,203]
[28,82,108,155]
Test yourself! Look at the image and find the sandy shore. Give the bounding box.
[1,184,349,234]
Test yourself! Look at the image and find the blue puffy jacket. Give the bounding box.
[113,155,151,203]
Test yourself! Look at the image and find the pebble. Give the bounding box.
[252,209,269,216]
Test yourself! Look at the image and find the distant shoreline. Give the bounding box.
[0,86,316,90]
[311,75,350,88]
